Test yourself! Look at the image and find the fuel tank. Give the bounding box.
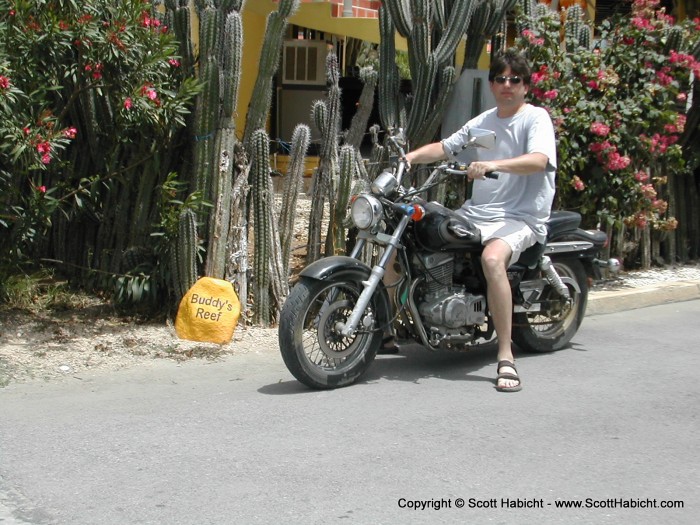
[413,201,483,253]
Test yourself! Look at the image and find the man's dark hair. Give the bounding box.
[488,49,532,85]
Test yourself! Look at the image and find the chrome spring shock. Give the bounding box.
[540,256,571,300]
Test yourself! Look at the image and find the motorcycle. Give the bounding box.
[279,128,620,389]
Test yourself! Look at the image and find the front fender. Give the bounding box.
[299,255,373,281]
[298,256,392,326]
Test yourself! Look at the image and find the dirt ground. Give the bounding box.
[0,302,279,387]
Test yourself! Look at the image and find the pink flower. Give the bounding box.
[41,154,51,165]
[37,185,47,193]
[146,88,157,100]
[63,127,77,139]
[655,67,673,86]
[677,92,687,104]
[640,183,657,199]
[0,76,9,89]
[651,199,668,213]
[124,97,133,110]
[590,122,610,137]
[571,176,585,191]
[36,141,51,155]
[587,80,599,90]
[542,90,558,100]
[168,58,180,67]
[634,170,650,182]
[606,152,631,171]
[531,71,546,85]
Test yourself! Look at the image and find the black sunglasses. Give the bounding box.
[493,75,523,85]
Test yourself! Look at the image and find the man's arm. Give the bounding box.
[404,142,448,165]
[467,152,549,179]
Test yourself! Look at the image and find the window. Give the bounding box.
[282,41,327,85]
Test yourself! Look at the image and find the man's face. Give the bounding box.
[490,66,529,110]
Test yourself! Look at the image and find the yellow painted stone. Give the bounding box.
[175,277,241,344]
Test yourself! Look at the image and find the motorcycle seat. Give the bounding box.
[546,210,581,237]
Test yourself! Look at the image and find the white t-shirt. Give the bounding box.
[441,104,557,244]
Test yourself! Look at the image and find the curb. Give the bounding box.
[587,280,700,316]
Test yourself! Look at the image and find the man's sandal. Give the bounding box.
[495,360,522,392]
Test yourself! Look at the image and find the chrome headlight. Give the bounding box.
[350,195,383,230]
[371,170,398,197]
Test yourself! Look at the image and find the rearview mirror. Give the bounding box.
[468,128,496,149]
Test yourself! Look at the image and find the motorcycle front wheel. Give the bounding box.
[512,258,588,353]
[279,276,384,389]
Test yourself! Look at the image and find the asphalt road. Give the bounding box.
[1,300,699,524]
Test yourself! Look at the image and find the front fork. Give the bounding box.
[339,215,411,337]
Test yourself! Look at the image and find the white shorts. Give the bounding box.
[474,219,538,266]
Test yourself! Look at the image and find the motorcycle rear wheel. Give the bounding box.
[279,276,383,389]
[512,258,588,353]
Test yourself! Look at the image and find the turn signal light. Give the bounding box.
[411,204,425,221]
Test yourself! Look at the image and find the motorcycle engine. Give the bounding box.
[416,252,486,329]
[419,289,486,328]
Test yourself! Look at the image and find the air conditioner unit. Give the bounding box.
[282,40,328,86]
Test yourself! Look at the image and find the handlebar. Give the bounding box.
[438,162,500,179]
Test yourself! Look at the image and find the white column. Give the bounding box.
[343,0,353,17]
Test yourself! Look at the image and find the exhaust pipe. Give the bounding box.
[594,258,621,273]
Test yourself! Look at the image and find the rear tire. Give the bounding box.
[278,276,384,389]
[512,259,588,353]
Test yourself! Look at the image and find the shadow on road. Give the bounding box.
[257,342,527,395]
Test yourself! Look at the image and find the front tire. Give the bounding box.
[512,258,588,353]
[279,276,384,389]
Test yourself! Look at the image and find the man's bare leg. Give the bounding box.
[481,239,520,390]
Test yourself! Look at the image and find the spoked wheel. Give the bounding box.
[279,276,384,389]
[512,259,588,353]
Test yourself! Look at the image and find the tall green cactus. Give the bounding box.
[331,145,356,254]
[172,208,198,299]
[380,0,507,146]
[279,124,311,277]
[307,53,342,264]
[564,4,585,52]
[664,26,685,54]
[242,0,300,149]
[251,129,272,325]
[344,67,378,149]
[205,10,244,278]
[464,0,518,69]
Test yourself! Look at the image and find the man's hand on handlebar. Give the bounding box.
[467,161,499,180]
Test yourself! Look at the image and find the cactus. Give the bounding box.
[380,0,479,146]
[204,10,244,279]
[279,124,311,277]
[564,4,584,51]
[331,145,356,254]
[307,53,342,264]
[242,0,300,149]
[378,5,402,131]
[578,24,592,50]
[464,0,517,69]
[172,208,198,299]
[516,0,537,33]
[250,129,272,325]
[344,67,379,149]
[664,26,685,54]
